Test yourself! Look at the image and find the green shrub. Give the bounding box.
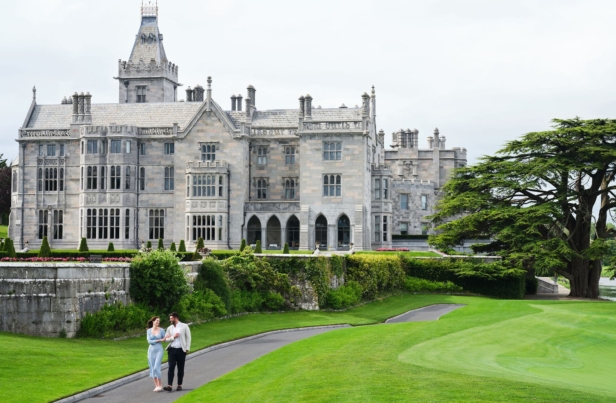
[76,302,150,338]
[525,277,538,295]
[38,236,51,257]
[345,255,405,298]
[325,281,362,309]
[146,241,152,249]
[230,290,264,313]
[179,240,186,252]
[210,250,238,260]
[79,237,89,252]
[176,252,197,261]
[107,242,115,252]
[283,243,289,254]
[172,289,227,322]
[254,240,262,253]
[263,291,285,310]
[129,250,190,312]
[403,276,463,293]
[4,237,15,257]
[170,242,177,252]
[194,258,232,310]
[240,239,246,252]
[158,238,164,251]
[196,237,204,251]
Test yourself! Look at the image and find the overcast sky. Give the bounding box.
[1,0,615,164]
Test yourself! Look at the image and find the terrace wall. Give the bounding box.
[0,262,201,338]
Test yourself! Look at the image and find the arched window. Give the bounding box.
[315,215,328,249]
[337,215,350,249]
[247,216,262,245]
[12,171,17,193]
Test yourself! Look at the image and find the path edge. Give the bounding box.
[384,303,465,323]
[54,324,350,403]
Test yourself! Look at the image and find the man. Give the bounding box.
[163,312,191,392]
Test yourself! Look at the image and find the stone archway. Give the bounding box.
[247,216,261,245]
[315,215,328,250]
[287,215,300,249]
[266,216,281,249]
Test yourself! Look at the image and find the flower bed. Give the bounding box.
[375,248,410,252]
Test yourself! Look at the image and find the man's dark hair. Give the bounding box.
[169,312,179,319]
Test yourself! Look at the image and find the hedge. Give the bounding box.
[392,234,429,240]
[400,256,525,299]
[345,255,406,298]
[210,250,238,260]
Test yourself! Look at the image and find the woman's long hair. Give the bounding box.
[147,316,160,329]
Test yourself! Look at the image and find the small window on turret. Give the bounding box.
[136,86,146,103]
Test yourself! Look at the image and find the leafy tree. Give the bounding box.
[38,236,51,257]
[129,249,189,312]
[239,238,246,252]
[0,153,10,225]
[283,242,289,254]
[178,240,186,252]
[157,238,164,251]
[78,237,89,252]
[107,242,115,252]
[254,240,262,254]
[430,118,616,298]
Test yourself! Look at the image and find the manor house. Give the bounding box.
[8,4,467,252]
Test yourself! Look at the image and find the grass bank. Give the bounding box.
[0,225,7,238]
[0,293,452,403]
[179,298,616,403]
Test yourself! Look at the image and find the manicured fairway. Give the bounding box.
[179,298,616,403]
[0,294,451,403]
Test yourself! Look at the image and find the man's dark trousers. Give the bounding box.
[168,347,187,386]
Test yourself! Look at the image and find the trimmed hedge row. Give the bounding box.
[400,257,525,299]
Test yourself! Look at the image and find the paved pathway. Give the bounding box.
[58,304,464,403]
[385,304,465,323]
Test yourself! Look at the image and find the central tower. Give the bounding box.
[115,1,181,103]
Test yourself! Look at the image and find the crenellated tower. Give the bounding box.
[115,1,181,103]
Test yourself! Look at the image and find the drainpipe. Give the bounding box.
[248,142,252,201]
[227,168,231,250]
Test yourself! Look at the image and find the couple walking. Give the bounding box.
[146,312,192,392]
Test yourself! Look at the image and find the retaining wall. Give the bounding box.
[0,261,201,338]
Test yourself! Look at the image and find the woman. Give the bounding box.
[146,316,167,392]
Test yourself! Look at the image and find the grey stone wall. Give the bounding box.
[0,261,201,338]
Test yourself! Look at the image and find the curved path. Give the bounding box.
[58,304,464,403]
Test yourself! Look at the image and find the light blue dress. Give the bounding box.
[147,328,165,379]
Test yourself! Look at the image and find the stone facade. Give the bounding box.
[8,7,467,252]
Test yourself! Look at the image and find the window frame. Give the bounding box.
[323,174,341,197]
[323,142,342,161]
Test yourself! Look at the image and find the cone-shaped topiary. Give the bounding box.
[107,242,115,252]
[193,237,205,260]
[196,237,204,251]
[178,240,186,252]
[158,238,164,251]
[39,236,51,257]
[5,237,16,258]
[239,238,246,252]
[255,240,262,253]
[146,241,152,249]
[170,242,176,252]
[283,242,289,254]
[79,237,89,252]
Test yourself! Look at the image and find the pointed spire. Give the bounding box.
[32,86,36,102]
[130,1,167,65]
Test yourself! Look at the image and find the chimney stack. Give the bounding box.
[304,94,312,119]
[247,85,256,108]
[361,92,370,117]
[78,92,85,123]
[194,85,204,102]
[245,97,252,118]
[231,95,237,111]
[299,96,305,119]
[72,92,79,123]
[84,92,92,124]
[237,94,243,112]
[186,87,194,102]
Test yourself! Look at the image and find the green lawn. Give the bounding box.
[0,294,450,403]
[179,298,616,403]
[355,250,442,257]
[0,225,7,238]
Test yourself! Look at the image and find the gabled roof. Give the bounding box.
[25,103,202,130]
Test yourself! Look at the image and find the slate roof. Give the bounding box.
[129,16,167,64]
[224,107,363,129]
[25,103,202,129]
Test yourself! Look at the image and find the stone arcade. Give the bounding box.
[8,4,467,252]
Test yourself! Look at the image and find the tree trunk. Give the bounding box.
[569,256,600,298]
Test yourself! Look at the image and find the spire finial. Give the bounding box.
[32,86,36,101]
[142,0,157,17]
